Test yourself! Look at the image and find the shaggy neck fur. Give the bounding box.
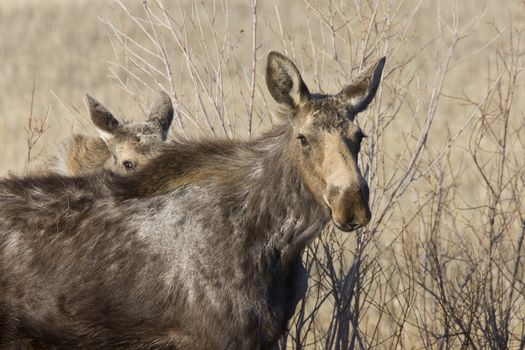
[115,123,328,266]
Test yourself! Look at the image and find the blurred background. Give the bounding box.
[1,0,524,348]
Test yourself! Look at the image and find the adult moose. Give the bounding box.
[26,91,174,176]
[0,52,385,349]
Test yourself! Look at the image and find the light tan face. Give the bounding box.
[265,51,385,231]
[105,126,165,174]
[85,91,174,175]
[292,106,371,231]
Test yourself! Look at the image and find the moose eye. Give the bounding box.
[122,160,135,171]
[297,134,309,147]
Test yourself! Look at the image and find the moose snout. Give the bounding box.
[324,185,371,232]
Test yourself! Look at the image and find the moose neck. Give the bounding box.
[234,126,328,266]
[117,123,329,266]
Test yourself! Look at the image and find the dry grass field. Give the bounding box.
[1,0,524,348]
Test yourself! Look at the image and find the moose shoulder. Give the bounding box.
[0,52,385,349]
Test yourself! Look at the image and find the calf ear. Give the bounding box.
[146,91,174,140]
[338,57,386,116]
[266,51,310,109]
[85,94,121,140]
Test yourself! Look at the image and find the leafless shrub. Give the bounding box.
[410,25,525,349]
[24,80,51,167]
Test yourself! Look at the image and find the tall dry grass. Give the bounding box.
[1,0,524,348]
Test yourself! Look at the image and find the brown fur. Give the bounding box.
[63,135,111,174]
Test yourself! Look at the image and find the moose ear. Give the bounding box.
[85,94,121,140]
[146,91,174,141]
[338,57,386,115]
[266,51,310,108]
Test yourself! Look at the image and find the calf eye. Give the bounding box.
[297,134,309,147]
[122,160,135,171]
